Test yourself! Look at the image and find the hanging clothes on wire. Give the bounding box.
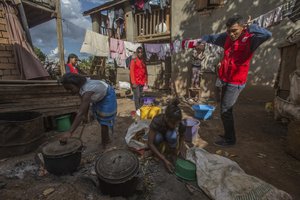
[124,41,142,57]
[253,6,283,28]
[289,0,300,22]
[110,38,126,67]
[144,43,163,61]
[160,0,169,9]
[80,30,109,57]
[143,0,152,14]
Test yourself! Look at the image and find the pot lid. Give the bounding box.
[42,138,82,157]
[95,149,139,184]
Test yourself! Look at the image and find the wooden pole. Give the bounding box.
[55,0,65,75]
[91,13,101,33]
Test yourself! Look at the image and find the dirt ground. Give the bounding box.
[0,85,299,200]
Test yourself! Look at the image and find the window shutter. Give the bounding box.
[196,0,208,11]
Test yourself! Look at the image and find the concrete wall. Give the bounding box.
[171,0,300,96]
[0,7,20,80]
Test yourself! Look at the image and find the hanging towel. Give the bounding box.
[80,30,109,57]
[144,43,163,60]
[124,41,142,57]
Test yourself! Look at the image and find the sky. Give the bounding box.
[30,0,111,61]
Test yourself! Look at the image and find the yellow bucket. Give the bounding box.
[140,106,161,120]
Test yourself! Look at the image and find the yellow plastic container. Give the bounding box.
[140,106,161,120]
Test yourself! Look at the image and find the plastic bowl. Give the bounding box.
[175,158,196,181]
[192,104,215,120]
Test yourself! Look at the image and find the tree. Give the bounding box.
[34,46,47,62]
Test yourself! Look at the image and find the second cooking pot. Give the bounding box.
[95,149,140,197]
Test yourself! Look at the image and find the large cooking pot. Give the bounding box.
[41,138,83,175]
[95,149,140,197]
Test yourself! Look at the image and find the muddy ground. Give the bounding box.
[0,85,299,200]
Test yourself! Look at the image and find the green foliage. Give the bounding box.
[78,56,93,73]
[33,46,47,62]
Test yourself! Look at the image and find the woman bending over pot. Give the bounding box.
[147,99,186,173]
[60,73,117,148]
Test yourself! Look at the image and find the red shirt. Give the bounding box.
[219,31,254,85]
[65,63,79,74]
[130,57,148,85]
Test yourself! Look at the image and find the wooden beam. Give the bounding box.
[22,0,56,13]
[91,13,101,33]
[15,0,33,47]
[55,0,65,75]
[166,8,170,32]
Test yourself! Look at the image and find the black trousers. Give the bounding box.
[133,85,143,110]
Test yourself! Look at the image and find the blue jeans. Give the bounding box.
[220,84,244,142]
[154,130,177,148]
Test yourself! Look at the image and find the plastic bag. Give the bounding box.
[119,81,131,90]
[125,120,151,150]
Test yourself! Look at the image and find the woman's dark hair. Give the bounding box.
[60,73,87,88]
[165,98,182,121]
[136,46,143,53]
[226,15,245,28]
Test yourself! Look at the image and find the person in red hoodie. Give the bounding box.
[130,47,148,110]
[202,15,272,147]
[65,53,80,74]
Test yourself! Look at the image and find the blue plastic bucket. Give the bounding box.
[182,118,200,143]
[192,104,215,120]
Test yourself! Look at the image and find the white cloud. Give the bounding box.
[48,47,68,62]
[31,0,92,55]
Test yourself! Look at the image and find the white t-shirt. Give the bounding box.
[79,79,108,103]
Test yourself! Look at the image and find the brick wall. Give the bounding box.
[0,7,20,80]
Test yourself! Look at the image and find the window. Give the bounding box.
[196,0,224,11]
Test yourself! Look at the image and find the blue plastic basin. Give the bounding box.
[192,104,215,120]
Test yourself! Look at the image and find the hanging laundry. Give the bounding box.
[80,30,109,57]
[115,8,125,38]
[160,43,171,59]
[160,0,169,9]
[282,0,296,17]
[253,6,283,28]
[110,38,126,67]
[144,0,152,14]
[289,0,300,22]
[124,41,142,57]
[172,39,182,53]
[129,0,136,14]
[149,0,160,6]
[136,0,145,10]
[182,39,198,49]
[202,44,223,73]
[144,43,163,60]
[107,9,115,29]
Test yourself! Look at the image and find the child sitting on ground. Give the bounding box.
[147,99,186,173]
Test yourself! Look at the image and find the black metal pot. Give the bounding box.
[95,149,140,197]
[41,138,83,175]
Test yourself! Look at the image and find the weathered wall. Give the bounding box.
[0,7,20,80]
[171,0,300,96]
